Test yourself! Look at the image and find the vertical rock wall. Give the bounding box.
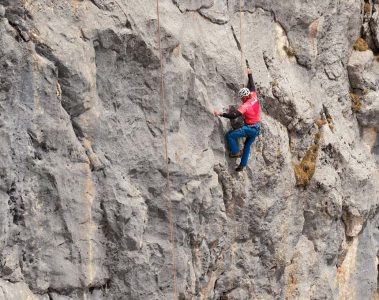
[0,0,378,299]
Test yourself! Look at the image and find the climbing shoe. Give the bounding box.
[229,150,242,158]
[235,165,244,172]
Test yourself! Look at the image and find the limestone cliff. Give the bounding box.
[0,0,378,299]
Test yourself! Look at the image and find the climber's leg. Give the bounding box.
[225,127,247,157]
[236,125,260,171]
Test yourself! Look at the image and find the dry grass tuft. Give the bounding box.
[314,132,321,144]
[364,2,371,15]
[294,130,321,187]
[283,45,296,57]
[271,80,279,87]
[316,119,327,128]
[326,116,335,132]
[353,38,369,51]
[350,92,362,112]
[294,144,319,187]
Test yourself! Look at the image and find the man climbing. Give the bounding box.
[214,68,261,172]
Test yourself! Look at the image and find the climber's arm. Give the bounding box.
[221,110,242,119]
[247,69,256,92]
[213,110,242,119]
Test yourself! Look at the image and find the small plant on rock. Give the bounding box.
[353,38,369,51]
[283,45,296,57]
[350,92,362,112]
[364,2,371,15]
[315,119,327,128]
[271,79,279,88]
[294,129,322,187]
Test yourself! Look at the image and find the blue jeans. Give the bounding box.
[225,124,260,167]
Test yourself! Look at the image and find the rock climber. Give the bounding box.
[213,68,261,172]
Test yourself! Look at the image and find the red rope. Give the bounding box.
[239,0,244,82]
[156,0,178,298]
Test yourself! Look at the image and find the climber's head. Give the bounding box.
[238,87,251,102]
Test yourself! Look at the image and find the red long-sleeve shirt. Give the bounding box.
[221,74,260,125]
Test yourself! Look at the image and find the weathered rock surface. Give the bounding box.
[0,0,378,299]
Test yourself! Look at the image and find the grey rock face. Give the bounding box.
[369,6,379,49]
[348,47,379,129]
[348,50,376,90]
[0,0,378,299]
[0,5,5,18]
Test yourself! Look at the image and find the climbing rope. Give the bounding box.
[238,0,265,148]
[114,0,128,19]
[156,0,178,297]
[239,0,245,82]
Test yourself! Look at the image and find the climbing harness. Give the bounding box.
[156,0,178,297]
